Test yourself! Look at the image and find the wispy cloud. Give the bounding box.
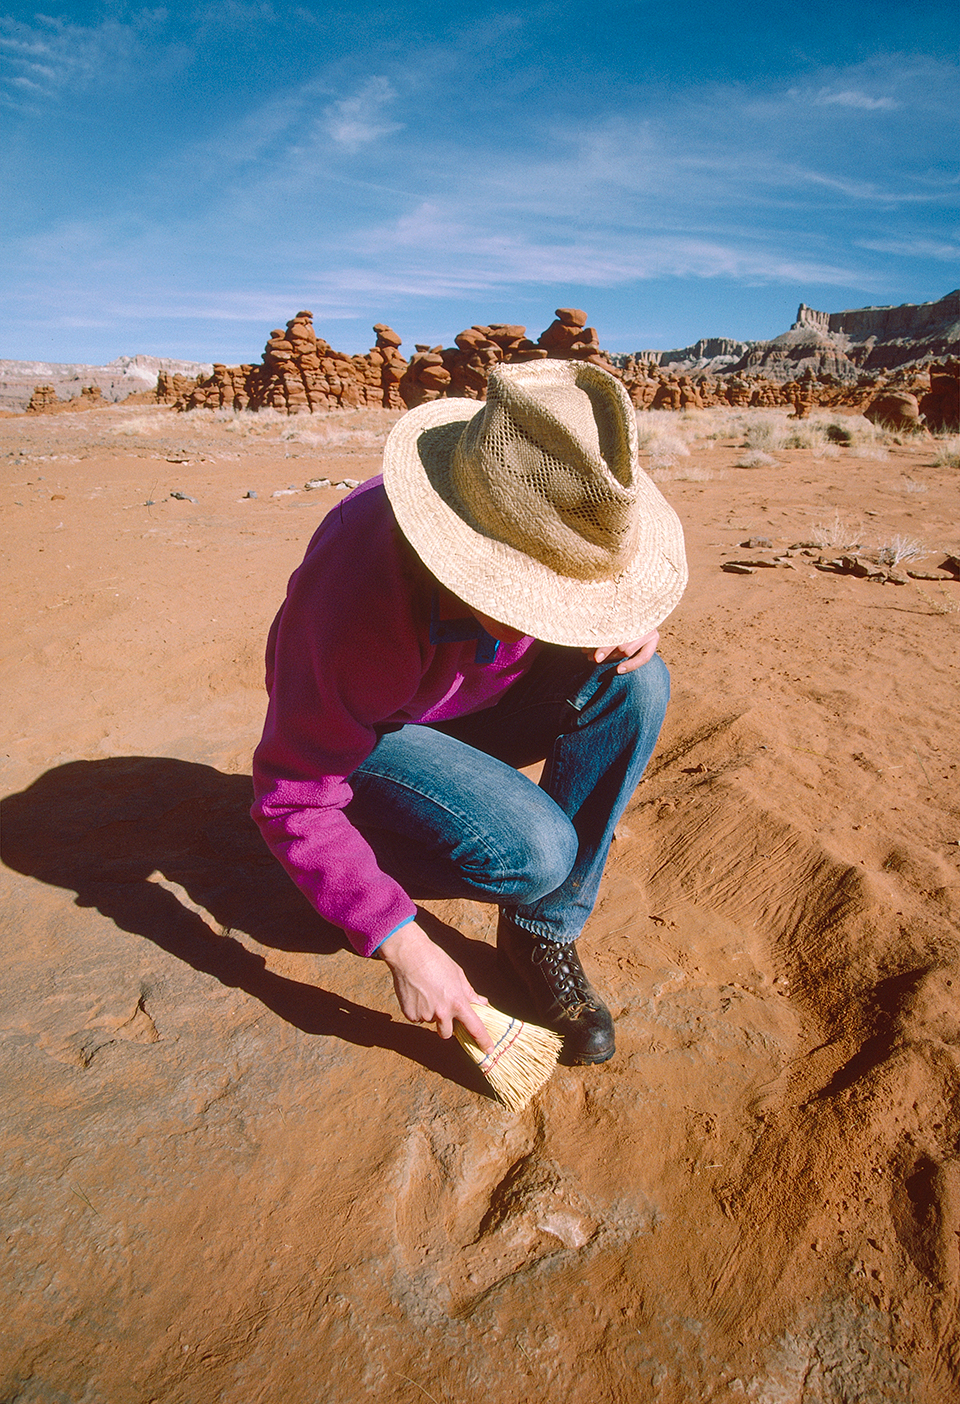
[0,13,154,110]
[324,77,403,151]
[812,88,899,110]
[855,236,960,261]
[351,202,866,291]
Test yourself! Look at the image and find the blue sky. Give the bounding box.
[2,0,957,364]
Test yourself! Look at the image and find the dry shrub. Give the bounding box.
[877,534,927,566]
[913,582,960,615]
[742,411,891,453]
[108,413,169,437]
[649,462,719,483]
[809,510,865,552]
[635,411,693,457]
[743,415,795,450]
[930,436,960,469]
[280,423,392,450]
[733,449,779,469]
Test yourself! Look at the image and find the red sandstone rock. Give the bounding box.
[537,318,582,354]
[398,348,452,408]
[170,306,640,416]
[652,377,682,411]
[26,385,59,412]
[373,323,402,349]
[918,360,959,431]
[25,382,122,414]
[864,390,923,432]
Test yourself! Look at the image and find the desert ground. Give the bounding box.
[1,401,958,1404]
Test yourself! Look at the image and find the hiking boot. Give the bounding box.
[497,915,615,1064]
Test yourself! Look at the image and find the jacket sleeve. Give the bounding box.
[251,507,426,956]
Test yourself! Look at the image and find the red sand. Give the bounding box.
[1,404,957,1403]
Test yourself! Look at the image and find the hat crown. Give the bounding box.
[449,361,640,582]
[380,357,687,647]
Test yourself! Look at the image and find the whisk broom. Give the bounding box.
[454,1003,562,1111]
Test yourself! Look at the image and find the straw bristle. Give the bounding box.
[454,1003,562,1111]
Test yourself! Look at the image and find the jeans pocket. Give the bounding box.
[564,657,620,719]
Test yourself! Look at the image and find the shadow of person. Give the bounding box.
[1,756,494,1098]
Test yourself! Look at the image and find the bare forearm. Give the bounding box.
[378,920,493,1051]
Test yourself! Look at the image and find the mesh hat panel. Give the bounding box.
[450,376,640,580]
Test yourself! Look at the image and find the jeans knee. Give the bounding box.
[576,650,670,734]
[617,651,670,726]
[508,806,578,903]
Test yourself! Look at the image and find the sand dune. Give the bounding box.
[1,403,957,1403]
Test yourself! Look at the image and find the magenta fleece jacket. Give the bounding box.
[251,476,539,957]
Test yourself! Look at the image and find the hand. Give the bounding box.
[378,920,494,1052]
[583,628,660,674]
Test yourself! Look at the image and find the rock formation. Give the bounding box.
[176,313,407,414]
[864,360,958,432]
[157,371,204,404]
[397,345,450,410]
[918,361,960,431]
[25,382,108,414]
[174,309,622,414]
[623,338,751,377]
[25,385,58,413]
[863,390,923,433]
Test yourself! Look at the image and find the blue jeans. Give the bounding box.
[346,648,670,946]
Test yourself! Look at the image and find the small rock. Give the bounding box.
[338,478,360,490]
[170,490,197,502]
[722,562,757,574]
[271,487,299,498]
[741,536,772,548]
[304,478,331,491]
[243,490,257,499]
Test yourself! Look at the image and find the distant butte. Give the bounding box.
[627,291,959,382]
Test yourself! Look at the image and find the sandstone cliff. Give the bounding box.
[623,291,959,384]
[625,338,751,375]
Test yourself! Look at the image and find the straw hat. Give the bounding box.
[382,359,687,647]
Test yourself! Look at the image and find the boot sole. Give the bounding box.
[562,1036,616,1065]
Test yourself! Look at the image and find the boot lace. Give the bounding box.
[532,940,595,1012]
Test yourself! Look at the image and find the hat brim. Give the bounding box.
[382,395,688,648]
